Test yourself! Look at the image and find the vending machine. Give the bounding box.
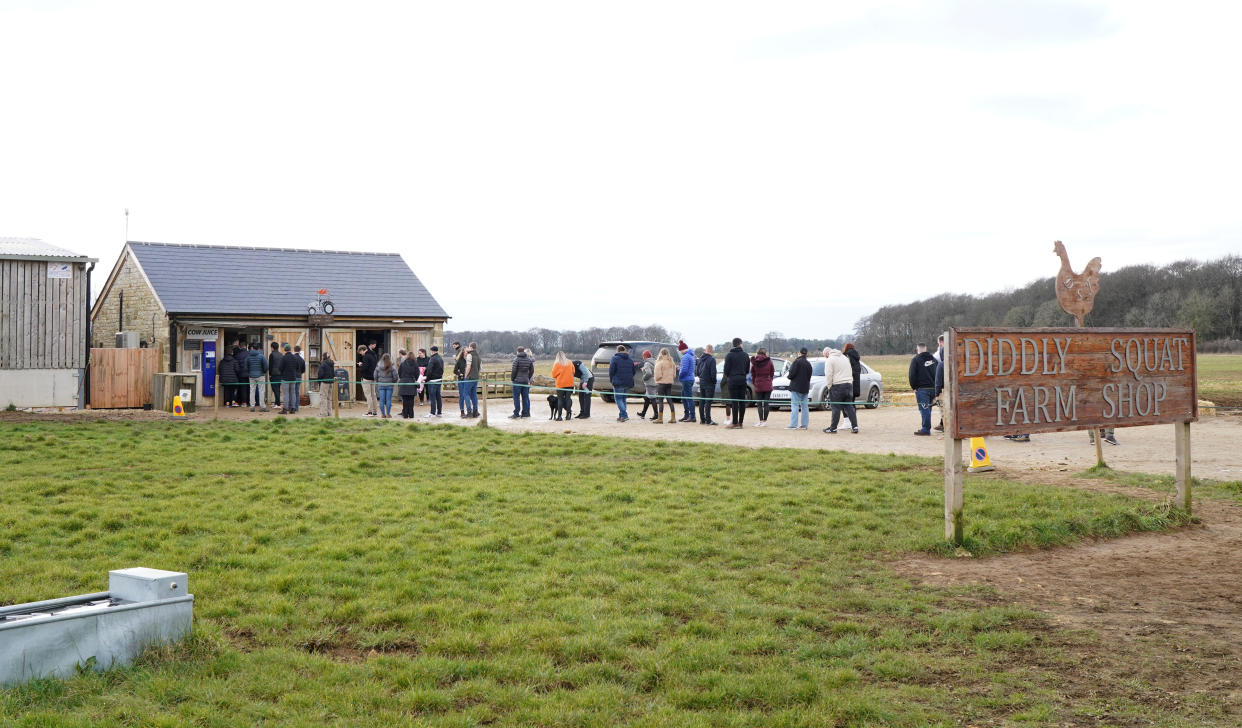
[202,341,217,397]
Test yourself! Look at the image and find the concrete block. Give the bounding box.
[109,568,187,602]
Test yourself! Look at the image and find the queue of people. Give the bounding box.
[217,339,305,414]
[214,338,886,436]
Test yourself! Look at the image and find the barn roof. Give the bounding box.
[125,241,448,318]
[0,237,95,263]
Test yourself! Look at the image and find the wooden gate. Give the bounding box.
[267,329,308,385]
[323,329,355,401]
[89,348,161,408]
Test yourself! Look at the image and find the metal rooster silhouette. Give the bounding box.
[1053,240,1102,327]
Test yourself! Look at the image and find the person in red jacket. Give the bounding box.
[749,347,776,427]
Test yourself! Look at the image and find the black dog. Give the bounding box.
[548,394,563,420]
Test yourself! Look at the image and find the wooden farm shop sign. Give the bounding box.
[949,328,1198,439]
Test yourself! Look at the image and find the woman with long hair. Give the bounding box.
[374,352,397,419]
[550,351,575,420]
[750,347,775,426]
[653,348,678,424]
[398,350,421,418]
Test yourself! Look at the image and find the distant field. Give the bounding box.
[0,419,1209,726]
[1196,354,1242,407]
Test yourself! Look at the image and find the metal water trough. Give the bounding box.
[0,568,193,685]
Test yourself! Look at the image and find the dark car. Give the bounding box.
[589,341,681,401]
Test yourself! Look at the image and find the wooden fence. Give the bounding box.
[441,369,515,399]
[89,348,161,408]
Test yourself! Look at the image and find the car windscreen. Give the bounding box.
[812,361,826,376]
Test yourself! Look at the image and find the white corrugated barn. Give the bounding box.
[0,238,97,408]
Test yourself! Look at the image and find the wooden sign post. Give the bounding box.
[944,327,1198,544]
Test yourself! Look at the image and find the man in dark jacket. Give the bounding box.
[722,338,750,428]
[424,346,445,417]
[510,346,535,418]
[245,343,269,412]
[280,344,306,414]
[268,341,284,408]
[218,349,239,406]
[909,343,937,436]
[317,352,335,417]
[785,347,812,429]
[573,359,593,418]
[608,345,636,422]
[232,347,249,407]
[695,345,718,426]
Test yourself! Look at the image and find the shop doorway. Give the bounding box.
[221,328,264,406]
[354,329,390,400]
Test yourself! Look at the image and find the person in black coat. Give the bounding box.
[786,347,813,429]
[695,346,718,426]
[722,338,750,428]
[279,345,306,414]
[268,341,284,407]
[414,349,430,403]
[424,346,445,416]
[218,350,239,406]
[842,343,862,400]
[398,352,421,418]
[316,353,336,417]
[232,347,249,407]
[908,343,937,435]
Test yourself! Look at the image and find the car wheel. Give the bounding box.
[865,386,880,409]
[819,388,831,411]
[601,392,614,403]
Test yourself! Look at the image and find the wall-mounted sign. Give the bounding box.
[949,327,1197,439]
[47,263,72,279]
[185,328,219,339]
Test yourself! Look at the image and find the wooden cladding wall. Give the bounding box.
[0,259,88,369]
[89,347,161,408]
[949,327,1197,439]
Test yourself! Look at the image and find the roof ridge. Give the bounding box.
[127,241,400,257]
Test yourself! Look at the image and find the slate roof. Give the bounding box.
[0,237,95,262]
[126,242,448,318]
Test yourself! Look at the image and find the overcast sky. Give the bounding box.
[2,0,1239,344]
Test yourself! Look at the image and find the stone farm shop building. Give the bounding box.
[90,242,449,404]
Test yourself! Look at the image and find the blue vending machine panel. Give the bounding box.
[202,341,217,397]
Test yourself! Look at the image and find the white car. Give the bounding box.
[769,357,883,410]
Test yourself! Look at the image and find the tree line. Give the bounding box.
[443,325,682,359]
[448,255,1241,359]
[442,323,858,359]
[852,255,1242,354]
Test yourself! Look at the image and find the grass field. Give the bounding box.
[2,418,1230,726]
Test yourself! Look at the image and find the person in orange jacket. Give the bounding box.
[550,351,576,421]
